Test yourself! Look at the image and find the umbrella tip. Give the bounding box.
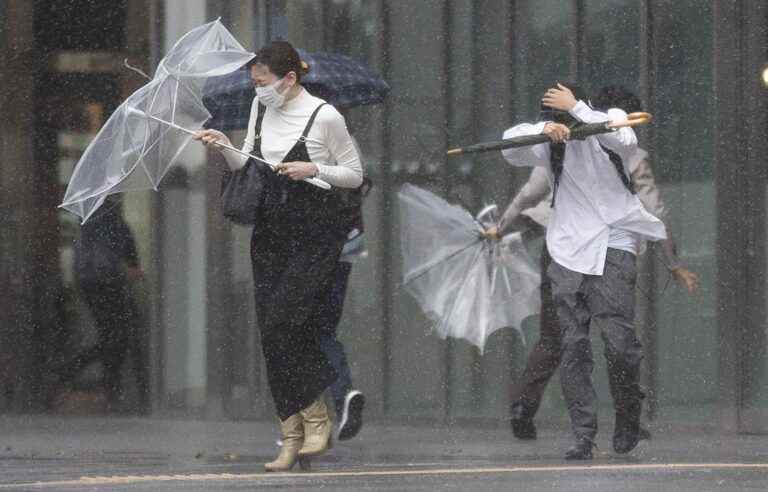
[446,148,462,156]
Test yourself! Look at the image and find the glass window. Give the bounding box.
[583,0,641,98]
[651,0,717,421]
[514,0,576,121]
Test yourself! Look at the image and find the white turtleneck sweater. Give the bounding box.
[223,88,363,189]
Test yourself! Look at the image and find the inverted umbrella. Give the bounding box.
[446,112,652,156]
[59,19,256,223]
[203,49,390,131]
[398,184,541,353]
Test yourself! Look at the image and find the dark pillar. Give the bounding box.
[713,0,768,433]
[0,0,41,412]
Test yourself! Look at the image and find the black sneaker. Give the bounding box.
[338,390,365,441]
[564,439,595,460]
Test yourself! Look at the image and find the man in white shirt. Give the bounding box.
[496,87,699,448]
[498,83,666,460]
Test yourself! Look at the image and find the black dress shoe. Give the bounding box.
[613,414,640,454]
[564,439,595,460]
[511,416,537,440]
[509,402,537,440]
[614,390,645,454]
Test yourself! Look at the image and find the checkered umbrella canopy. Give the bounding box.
[203,49,389,131]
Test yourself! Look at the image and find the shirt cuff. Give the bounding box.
[567,100,591,122]
[667,260,683,272]
[532,121,548,134]
[223,150,249,171]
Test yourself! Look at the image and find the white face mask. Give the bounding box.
[255,77,287,109]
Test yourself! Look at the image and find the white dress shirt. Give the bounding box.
[498,147,681,270]
[501,101,666,276]
[224,88,363,189]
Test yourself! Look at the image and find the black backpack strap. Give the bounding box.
[549,143,566,207]
[299,103,327,142]
[254,102,266,139]
[599,144,635,194]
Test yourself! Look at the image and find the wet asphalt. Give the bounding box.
[0,415,766,491]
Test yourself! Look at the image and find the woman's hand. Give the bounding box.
[275,161,319,181]
[193,129,232,151]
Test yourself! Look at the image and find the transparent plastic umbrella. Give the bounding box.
[398,184,541,354]
[60,19,256,223]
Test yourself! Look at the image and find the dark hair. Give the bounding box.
[247,40,310,82]
[593,85,642,114]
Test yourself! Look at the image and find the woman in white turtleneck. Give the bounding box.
[195,41,362,472]
[203,63,363,188]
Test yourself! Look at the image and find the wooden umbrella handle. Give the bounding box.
[608,112,653,129]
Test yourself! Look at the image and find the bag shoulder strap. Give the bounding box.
[254,102,266,138]
[299,103,327,141]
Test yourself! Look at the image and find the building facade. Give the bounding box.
[1,0,766,432]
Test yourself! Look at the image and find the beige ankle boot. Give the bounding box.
[264,413,304,472]
[297,398,332,456]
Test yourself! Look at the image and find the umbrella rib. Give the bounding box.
[435,244,487,349]
[171,77,180,126]
[146,123,183,187]
[404,237,482,284]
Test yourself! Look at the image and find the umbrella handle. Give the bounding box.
[608,112,652,129]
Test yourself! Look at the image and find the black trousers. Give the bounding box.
[509,246,561,417]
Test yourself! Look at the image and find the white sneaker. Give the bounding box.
[338,390,365,441]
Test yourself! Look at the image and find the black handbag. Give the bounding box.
[220,158,267,225]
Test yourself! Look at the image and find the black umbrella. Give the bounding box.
[203,49,390,131]
[446,112,652,156]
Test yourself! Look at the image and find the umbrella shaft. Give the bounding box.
[142,113,274,169]
[140,112,332,190]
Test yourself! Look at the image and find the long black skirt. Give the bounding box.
[250,213,345,421]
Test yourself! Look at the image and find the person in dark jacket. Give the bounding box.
[57,196,148,413]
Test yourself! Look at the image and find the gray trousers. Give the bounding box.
[548,248,644,442]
